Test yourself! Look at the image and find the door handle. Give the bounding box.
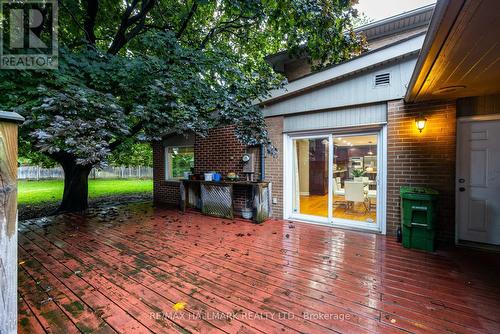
[459,187,466,192]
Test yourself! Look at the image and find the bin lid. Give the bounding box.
[400,186,439,200]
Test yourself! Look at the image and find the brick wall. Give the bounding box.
[387,99,456,242]
[153,125,263,214]
[264,116,284,219]
[152,141,180,207]
[193,125,260,178]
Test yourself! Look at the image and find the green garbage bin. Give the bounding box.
[400,186,439,252]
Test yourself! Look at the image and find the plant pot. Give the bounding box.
[241,208,253,220]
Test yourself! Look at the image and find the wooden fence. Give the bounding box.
[1,111,24,334]
[18,166,153,180]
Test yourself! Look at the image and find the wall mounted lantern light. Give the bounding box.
[415,114,427,133]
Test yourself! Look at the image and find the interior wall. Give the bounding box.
[297,140,310,194]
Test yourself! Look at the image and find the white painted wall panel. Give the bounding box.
[283,104,387,132]
[263,58,417,117]
[261,34,424,103]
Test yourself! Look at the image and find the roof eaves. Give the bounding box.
[259,33,425,105]
[404,0,463,103]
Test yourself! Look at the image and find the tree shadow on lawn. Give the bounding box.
[18,193,152,221]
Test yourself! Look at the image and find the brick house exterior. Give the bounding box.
[153,126,263,214]
[152,3,500,246]
[153,99,459,241]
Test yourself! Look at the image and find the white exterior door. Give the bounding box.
[457,117,500,245]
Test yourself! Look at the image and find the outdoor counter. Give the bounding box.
[179,180,271,223]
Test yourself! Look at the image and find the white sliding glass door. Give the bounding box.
[285,129,385,233]
[290,135,331,224]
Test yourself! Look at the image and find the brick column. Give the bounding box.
[264,116,284,219]
[386,99,456,242]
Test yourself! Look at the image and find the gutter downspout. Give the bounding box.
[260,144,265,181]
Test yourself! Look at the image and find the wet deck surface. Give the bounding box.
[17,202,500,333]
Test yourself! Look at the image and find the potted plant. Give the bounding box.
[352,169,366,177]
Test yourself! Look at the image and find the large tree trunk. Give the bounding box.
[57,161,92,213]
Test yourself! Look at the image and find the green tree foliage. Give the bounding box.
[0,0,364,212]
[108,141,153,167]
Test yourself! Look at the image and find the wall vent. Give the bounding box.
[374,73,390,86]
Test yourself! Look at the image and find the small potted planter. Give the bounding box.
[241,207,253,219]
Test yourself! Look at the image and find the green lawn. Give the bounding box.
[18,179,153,205]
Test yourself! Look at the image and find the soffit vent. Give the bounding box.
[374,73,390,86]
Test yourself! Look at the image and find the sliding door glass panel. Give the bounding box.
[332,134,377,224]
[292,137,329,218]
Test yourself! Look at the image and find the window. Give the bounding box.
[165,146,194,180]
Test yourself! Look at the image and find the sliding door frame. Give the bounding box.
[284,132,332,225]
[283,125,387,234]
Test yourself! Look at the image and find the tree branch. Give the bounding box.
[109,121,144,151]
[58,0,91,44]
[107,0,156,55]
[83,0,99,45]
[199,13,259,49]
[176,1,198,38]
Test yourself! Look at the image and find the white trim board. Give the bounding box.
[457,114,500,123]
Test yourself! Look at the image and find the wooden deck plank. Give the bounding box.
[17,265,80,334]
[18,292,49,334]
[18,246,118,334]
[24,209,500,334]
[24,218,355,333]
[80,213,494,330]
[97,213,496,327]
[26,215,480,327]
[22,228,263,334]
[17,203,500,334]
[19,233,192,334]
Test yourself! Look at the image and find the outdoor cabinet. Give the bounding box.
[180,180,271,223]
[0,111,24,334]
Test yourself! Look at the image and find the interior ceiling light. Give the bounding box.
[433,85,466,95]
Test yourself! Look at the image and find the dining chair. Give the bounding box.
[335,177,341,186]
[367,189,377,212]
[333,179,345,196]
[344,181,368,213]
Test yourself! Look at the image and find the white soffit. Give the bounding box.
[261,34,425,105]
[406,0,500,102]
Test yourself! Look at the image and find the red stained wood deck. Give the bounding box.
[17,202,500,334]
